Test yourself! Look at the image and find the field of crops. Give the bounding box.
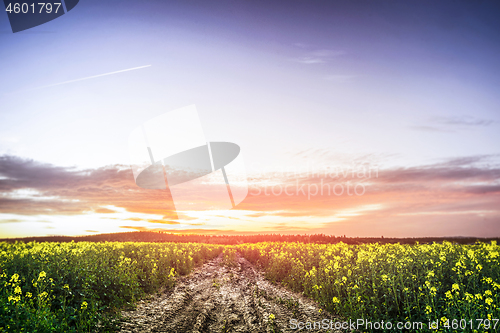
[238,241,500,332]
[0,241,222,332]
[1,240,499,332]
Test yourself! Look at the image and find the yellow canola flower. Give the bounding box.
[10,274,19,283]
[8,295,20,303]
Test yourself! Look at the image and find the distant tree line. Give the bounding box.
[1,231,498,245]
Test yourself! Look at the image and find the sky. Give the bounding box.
[0,0,499,238]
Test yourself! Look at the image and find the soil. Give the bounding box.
[119,253,343,333]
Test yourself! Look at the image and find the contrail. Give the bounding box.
[34,65,152,90]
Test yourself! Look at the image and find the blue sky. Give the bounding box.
[0,0,499,237]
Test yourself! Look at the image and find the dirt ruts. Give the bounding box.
[119,253,342,333]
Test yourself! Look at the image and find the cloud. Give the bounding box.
[118,226,245,234]
[411,116,498,132]
[324,75,357,83]
[235,154,500,236]
[293,43,309,48]
[295,57,326,64]
[409,125,453,133]
[310,50,345,57]
[1,154,499,236]
[433,116,497,127]
[291,46,345,65]
[0,218,25,223]
[94,207,116,214]
[123,217,180,225]
[0,155,176,217]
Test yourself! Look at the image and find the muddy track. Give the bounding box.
[119,254,342,333]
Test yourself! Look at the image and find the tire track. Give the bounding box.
[119,253,343,333]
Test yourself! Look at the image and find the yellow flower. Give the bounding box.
[332,297,340,304]
[14,286,21,294]
[452,283,459,291]
[425,305,432,314]
[8,295,20,303]
[81,301,88,310]
[485,298,493,306]
[63,284,69,290]
[269,313,275,320]
[25,292,32,298]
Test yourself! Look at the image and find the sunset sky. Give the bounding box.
[1,0,499,238]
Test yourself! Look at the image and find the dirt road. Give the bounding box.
[119,253,341,333]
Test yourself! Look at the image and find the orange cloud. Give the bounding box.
[0,154,499,237]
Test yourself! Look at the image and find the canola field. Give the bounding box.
[0,242,222,332]
[1,240,499,332]
[238,241,500,332]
